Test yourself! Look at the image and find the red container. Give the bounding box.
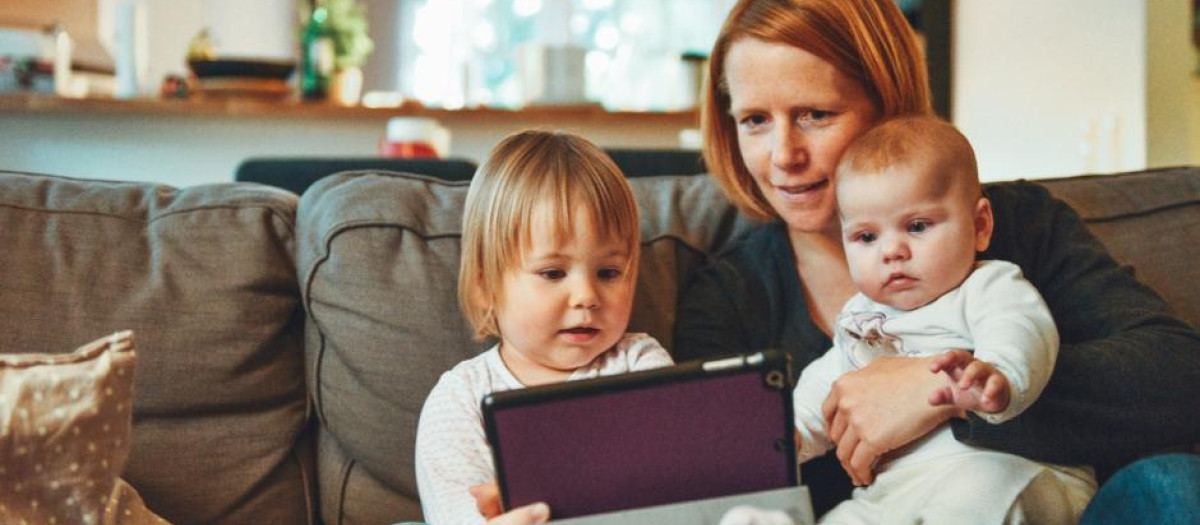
[379,139,439,159]
[381,117,448,158]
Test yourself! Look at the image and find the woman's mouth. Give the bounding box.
[775,179,829,199]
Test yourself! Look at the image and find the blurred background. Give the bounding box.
[1,0,1197,188]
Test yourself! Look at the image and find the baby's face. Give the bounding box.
[838,166,990,311]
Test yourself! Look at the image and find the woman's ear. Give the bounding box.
[974,197,994,252]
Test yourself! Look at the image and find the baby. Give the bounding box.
[414,130,673,524]
[793,116,1097,524]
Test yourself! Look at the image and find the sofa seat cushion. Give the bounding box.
[0,172,312,525]
[297,171,749,524]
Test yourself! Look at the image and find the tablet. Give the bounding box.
[482,350,797,520]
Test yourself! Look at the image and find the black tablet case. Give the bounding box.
[482,351,797,519]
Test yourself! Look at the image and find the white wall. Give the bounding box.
[96,0,295,96]
[201,0,294,60]
[1145,0,1198,168]
[954,0,1147,181]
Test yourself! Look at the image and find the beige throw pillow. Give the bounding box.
[0,331,169,525]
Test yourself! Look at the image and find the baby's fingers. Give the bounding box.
[930,350,970,373]
[979,375,1011,413]
[957,361,991,390]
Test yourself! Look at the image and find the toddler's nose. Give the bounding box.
[571,279,599,310]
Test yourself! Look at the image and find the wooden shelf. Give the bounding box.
[0,93,699,126]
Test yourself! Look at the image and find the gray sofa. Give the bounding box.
[1,166,1196,525]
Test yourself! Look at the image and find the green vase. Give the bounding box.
[300,2,333,100]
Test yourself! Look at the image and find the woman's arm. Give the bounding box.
[954,182,1200,468]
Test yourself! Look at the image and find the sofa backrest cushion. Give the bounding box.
[0,172,312,525]
[1037,167,1200,329]
[297,171,751,524]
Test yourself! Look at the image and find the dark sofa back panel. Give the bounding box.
[0,171,313,525]
[236,157,480,195]
[1037,167,1200,329]
[296,171,749,524]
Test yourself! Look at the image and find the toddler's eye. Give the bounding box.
[538,269,566,280]
[907,220,930,233]
[598,268,623,280]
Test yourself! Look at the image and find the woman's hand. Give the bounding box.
[470,482,550,524]
[821,355,961,486]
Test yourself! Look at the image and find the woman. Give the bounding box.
[673,0,1200,520]
[473,0,1200,522]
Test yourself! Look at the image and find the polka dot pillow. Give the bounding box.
[0,331,169,525]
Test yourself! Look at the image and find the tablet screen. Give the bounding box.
[483,351,797,519]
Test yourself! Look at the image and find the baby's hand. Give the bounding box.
[928,350,1010,414]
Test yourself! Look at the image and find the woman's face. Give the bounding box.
[724,38,879,234]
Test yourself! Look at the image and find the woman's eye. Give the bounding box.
[598,268,623,280]
[538,269,566,280]
[739,114,768,130]
[799,110,833,125]
[907,220,930,233]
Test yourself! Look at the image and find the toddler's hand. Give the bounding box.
[470,482,550,524]
[928,350,1010,414]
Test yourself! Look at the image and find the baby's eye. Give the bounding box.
[538,269,566,280]
[854,232,877,244]
[907,220,930,233]
[598,268,623,280]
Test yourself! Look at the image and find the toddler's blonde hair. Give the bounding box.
[458,130,640,341]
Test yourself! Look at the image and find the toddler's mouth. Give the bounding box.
[561,326,599,335]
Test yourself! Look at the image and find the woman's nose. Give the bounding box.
[770,125,808,170]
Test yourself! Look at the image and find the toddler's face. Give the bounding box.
[838,167,991,311]
[494,203,635,385]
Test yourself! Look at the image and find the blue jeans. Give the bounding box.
[1080,453,1200,525]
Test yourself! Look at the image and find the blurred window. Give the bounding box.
[395,0,735,110]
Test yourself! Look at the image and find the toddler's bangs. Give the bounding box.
[516,175,638,256]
